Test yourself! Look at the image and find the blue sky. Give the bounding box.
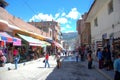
[5,0,94,33]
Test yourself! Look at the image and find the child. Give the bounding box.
[87,50,93,69]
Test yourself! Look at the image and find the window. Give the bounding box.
[94,18,98,27]
[108,0,113,14]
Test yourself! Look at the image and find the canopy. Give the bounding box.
[18,34,46,47]
[45,38,54,43]
[0,32,13,42]
[53,41,64,49]
[41,41,51,46]
[0,32,21,46]
[13,37,21,46]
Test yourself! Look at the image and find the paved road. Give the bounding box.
[45,56,108,80]
[0,55,110,80]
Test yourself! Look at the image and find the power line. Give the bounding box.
[23,0,37,16]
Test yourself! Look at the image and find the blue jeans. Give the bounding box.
[76,56,79,62]
[45,60,50,68]
[14,57,20,69]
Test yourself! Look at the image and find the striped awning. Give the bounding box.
[13,37,21,46]
[53,41,63,49]
[0,32,21,46]
[0,32,13,42]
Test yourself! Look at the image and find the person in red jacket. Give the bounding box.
[44,52,50,68]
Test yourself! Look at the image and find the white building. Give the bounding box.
[86,0,120,51]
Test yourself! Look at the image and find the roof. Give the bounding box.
[0,7,47,39]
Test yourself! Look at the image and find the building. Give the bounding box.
[28,21,62,43]
[76,13,91,46]
[86,0,120,54]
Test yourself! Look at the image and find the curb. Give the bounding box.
[94,67,114,80]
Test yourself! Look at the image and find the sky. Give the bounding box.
[5,0,94,33]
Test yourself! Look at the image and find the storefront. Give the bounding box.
[45,38,64,54]
[17,33,49,60]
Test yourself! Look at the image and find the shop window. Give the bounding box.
[108,0,113,14]
[94,18,98,27]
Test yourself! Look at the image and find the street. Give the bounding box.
[0,55,110,80]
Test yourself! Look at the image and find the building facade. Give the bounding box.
[28,21,62,43]
[76,13,91,46]
[86,0,120,53]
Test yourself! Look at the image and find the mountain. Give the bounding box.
[62,32,78,50]
[62,32,78,41]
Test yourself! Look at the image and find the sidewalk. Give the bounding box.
[69,54,114,80]
[91,54,114,80]
[93,60,114,80]
[0,56,55,73]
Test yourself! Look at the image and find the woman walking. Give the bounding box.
[44,52,50,68]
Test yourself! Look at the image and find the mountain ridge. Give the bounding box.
[62,32,78,41]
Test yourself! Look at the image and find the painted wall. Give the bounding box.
[90,0,120,42]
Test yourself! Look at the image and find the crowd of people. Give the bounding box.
[75,45,120,80]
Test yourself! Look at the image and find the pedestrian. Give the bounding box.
[44,52,50,68]
[0,50,6,67]
[65,51,67,56]
[102,47,112,70]
[81,46,85,61]
[75,50,79,62]
[8,47,13,63]
[13,47,20,69]
[55,53,61,68]
[97,48,103,69]
[113,53,120,80]
[87,50,93,69]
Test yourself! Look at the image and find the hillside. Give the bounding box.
[62,32,78,41]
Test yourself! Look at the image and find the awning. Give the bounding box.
[13,37,21,46]
[18,34,46,47]
[45,38,54,43]
[41,41,51,46]
[0,32,22,46]
[54,41,63,49]
[0,32,13,42]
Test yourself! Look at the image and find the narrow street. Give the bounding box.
[45,55,108,80]
[0,55,110,80]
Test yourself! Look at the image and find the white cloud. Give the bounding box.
[29,13,54,21]
[55,13,60,19]
[65,30,76,33]
[29,8,82,33]
[61,27,66,31]
[61,12,66,17]
[56,17,68,24]
[66,24,72,28]
[66,8,80,20]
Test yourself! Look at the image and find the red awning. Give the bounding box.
[53,41,63,49]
